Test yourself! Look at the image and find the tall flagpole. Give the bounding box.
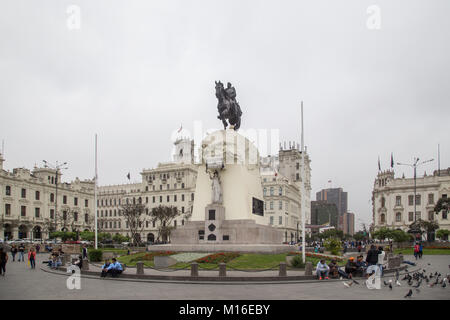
[301,101,306,264]
[94,134,98,249]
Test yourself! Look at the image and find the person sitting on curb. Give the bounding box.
[51,254,62,269]
[101,259,111,278]
[109,258,123,278]
[73,255,83,271]
[316,259,330,280]
[356,255,368,276]
[328,259,339,278]
[344,257,358,279]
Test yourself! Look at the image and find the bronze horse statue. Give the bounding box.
[215,81,242,130]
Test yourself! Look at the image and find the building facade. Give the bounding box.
[339,211,355,236]
[260,142,312,242]
[372,168,450,236]
[0,153,95,240]
[97,137,198,242]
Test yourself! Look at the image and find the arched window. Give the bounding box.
[395,212,401,222]
[380,213,386,224]
[381,197,386,208]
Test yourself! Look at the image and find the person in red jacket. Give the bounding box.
[28,248,36,269]
[413,242,420,260]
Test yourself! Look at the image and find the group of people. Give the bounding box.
[413,242,423,260]
[315,245,386,280]
[100,258,123,278]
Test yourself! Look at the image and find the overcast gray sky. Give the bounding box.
[1,0,449,230]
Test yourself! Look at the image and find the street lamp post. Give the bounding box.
[43,160,68,235]
[397,157,433,223]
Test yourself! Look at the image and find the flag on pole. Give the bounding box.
[391,153,394,168]
[127,172,130,180]
[378,156,381,171]
[177,124,183,133]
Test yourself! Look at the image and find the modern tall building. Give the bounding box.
[339,211,355,236]
[316,188,348,216]
[372,168,450,238]
[310,200,339,228]
[0,152,95,240]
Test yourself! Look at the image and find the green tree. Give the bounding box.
[323,238,342,256]
[80,231,95,241]
[436,229,450,240]
[112,233,130,243]
[120,202,146,245]
[150,205,181,242]
[353,231,365,241]
[319,229,344,240]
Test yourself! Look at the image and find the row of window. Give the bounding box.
[379,210,448,223]
[263,186,283,197]
[3,204,89,222]
[98,219,185,230]
[381,193,445,208]
[264,200,285,211]
[99,193,194,207]
[269,216,285,225]
[147,171,185,182]
[98,205,188,218]
[4,186,88,207]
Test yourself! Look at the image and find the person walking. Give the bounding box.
[377,246,385,276]
[18,243,25,262]
[10,245,18,262]
[82,245,88,260]
[418,242,423,259]
[413,242,420,260]
[28,248,36,269]
[0,247,8,276]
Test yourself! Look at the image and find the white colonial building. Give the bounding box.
[372,168,450,235]
[260,143,312,242]
[0,152,95,240]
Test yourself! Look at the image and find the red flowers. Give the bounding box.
[196,252,240,264]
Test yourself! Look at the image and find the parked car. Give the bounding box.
[64,240,81,244]
[80,240,91,245]
[121,242,130,246]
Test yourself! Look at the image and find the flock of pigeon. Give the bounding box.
[341,263,449,298]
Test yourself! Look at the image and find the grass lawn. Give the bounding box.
[394,248,450,255]
[116,251,348,270]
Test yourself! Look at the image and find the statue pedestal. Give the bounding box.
[170,129,282,246]
[204,204,225,243]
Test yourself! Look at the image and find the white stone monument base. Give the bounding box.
[147,243,295,254]
[168,218,283,245]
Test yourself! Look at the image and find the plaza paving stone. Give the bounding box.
[0,253,449,300]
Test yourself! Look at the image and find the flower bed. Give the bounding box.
[128,251,176,263]
[196,252,240,264]
[171,252,211,263]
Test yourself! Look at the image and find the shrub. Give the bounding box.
[88,249,103,262]
[290,255,305,268]
[323,238,342,255]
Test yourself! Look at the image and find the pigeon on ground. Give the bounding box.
[389,282,393,290]
[352,279,360,285]
[415,288,420,293]
[396,280,402,286]
[343,281,353,288]
[402,274,408,280]
[413,280,422,288]
[442,281,447,288]
[384,280,389,286]
[404,289,413,298]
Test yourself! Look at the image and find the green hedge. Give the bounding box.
[88,249,103,262]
